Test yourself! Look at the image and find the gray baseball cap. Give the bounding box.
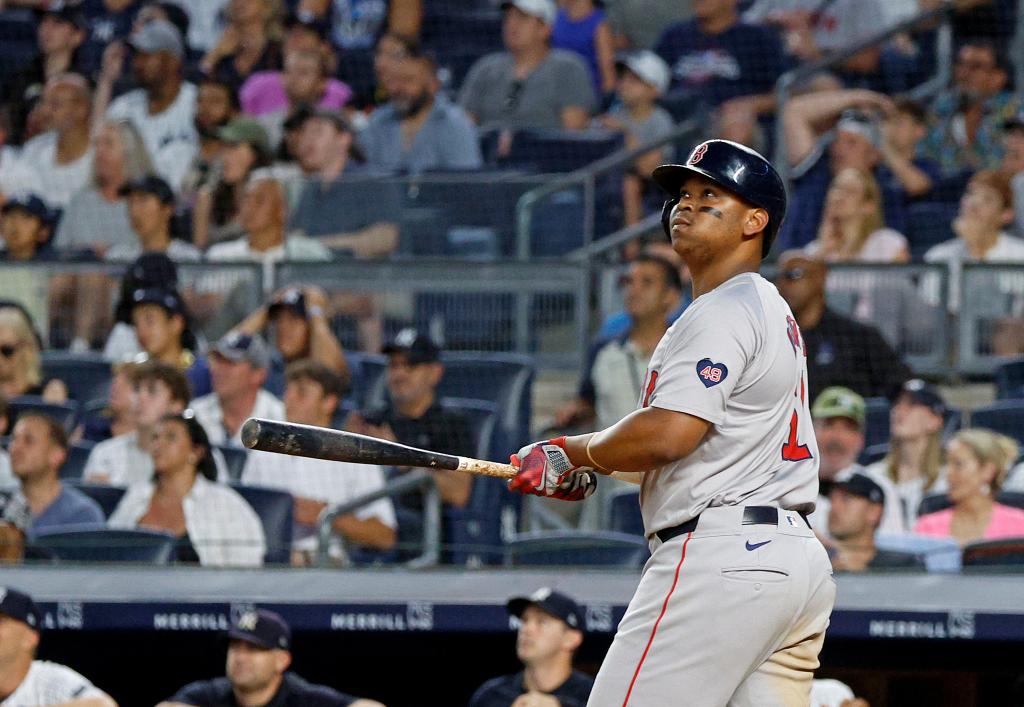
[500,0,556,25]
[129,19,184,58]
[616,50,671,94]
[213,332,271,370]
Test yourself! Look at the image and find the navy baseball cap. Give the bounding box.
[131,287,188,318]
[893,379,946,417]
[213,331,271,370]
[832,471,885,505]
[507,587,583,630]
[0,587,42,631]
[383,328,440,365]
[119,175,175,206]
[228,609,291,651]
[1,194,54,226]
[268,288,307,319]
[38,6,87,30]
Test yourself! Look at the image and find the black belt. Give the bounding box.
[656,506,787,544]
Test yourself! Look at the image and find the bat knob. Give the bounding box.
[241,418,262,450]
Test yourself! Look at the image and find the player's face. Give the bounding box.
[284,378,333,426]
[813,417,864,480]
[271,309,310,361]
[667,175,764,262]
[622,261,674,320]
[131,304,181,359]
[135,378,182,427]
[827,487,879,540]
[889,394,942,442]
[9,417,61,481]
[945,439,995,504]
[227,640,287,691]
[515,606,578,666]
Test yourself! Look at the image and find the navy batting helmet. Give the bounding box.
[653,140,787,259]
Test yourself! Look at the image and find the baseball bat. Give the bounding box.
[240,418,518,479]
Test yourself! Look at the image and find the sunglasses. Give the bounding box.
[779,268,807,281]
[504,80,524,112]
[0,343,21,358]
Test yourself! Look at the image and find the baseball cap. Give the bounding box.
[893,379,946,417]
[383,327,440,365]
[119,175,175,206]
[507,587,582,630]
[832,470,885,505]
[228,609,291,651]
[213,331,271,370]
[39,6,87,31]
[1,194,55,226]
[835,110,882,149]
[130,287,188,317]
[811,386,866,427]
[268,288,307,319]
[129,18,184,58]
[0,587,42,631]
[501,0,556,25]
[616,51,671,94]
[218,118,271,162]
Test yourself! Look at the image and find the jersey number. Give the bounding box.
[781,376,812,461]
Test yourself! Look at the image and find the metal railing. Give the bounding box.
[958,264,1024,375]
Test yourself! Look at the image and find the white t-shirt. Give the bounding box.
[0,147,41,199]
[106,83,199,192]
[175,0,230,50]
[0,451,15,491]
[206,233,332,293]
[809,463,908,538]
[924,231,1024,311]
[639,272,819,534]
[16,133,93,208]
[805,227,909,263]
[190,389,285,447]
[242,449,397,551]
[83,431,153,486]
[865,460,948,530]
[1,660,109,706]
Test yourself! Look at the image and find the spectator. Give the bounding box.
[100,19,199,191]
[359,53,482,174]
[596,241,688,340]
[129,288,212,397]
[373,32,419,103]
[828,472,924,572]
[288,112,400,258]
[191,331,285,447]
[921,40,1021,176]
[173,0,230,52]
[598,51,675,226]
[654,0,786,147]
[0,308,67,402]
[0,587,117,706]
[180,77,241,206]
[469,588,593,707]
[242,360,397,564]
[867,379,947,530]
[79,0,142,78]
[880,97,940,201]
[241,48,352,150]
[17,74,94,209]
[107,176,202,262]
[1,7,89,145]
[915,428,1024,545]
[1001,111,1024,235]
[806,387,904,536]
[200,0,284,90]
[552,0,616,96]
[109,410,266,566]
[207,174,331,292]
[53,119,153,257]
[192,118,273,249]
[0,490,30,563]
[11,413,104,536]
[80,360,139,444]
[159,608,384,707]
[0,195,57,262]
[132,1,194,52]
[84,359,190,486]
[804,168,910,262]
[299,0,423,57]
[458,0,597,131]
[924,170,1024,311]
[102,252,178,360]
[348,328,475,510]
[605,0,691,51]
[232,286,348,395]
[774,251,911,399]
[0,108,41,201]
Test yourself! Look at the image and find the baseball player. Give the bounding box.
[509,140,835,706]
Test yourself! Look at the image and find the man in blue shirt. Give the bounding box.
[11,413,104,536]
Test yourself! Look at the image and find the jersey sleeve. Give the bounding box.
[647,299,759,426]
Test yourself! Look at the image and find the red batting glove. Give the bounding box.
[509,437,597,501]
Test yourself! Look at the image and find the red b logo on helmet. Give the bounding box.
[689,143,709,165]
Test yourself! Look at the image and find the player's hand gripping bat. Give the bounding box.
[240,417,517,479]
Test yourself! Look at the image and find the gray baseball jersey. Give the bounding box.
[638,272,819,535]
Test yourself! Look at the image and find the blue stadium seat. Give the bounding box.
[506,530,650,567]
[905,202,958,261]
[863,397,891,448]
[437,353,534,451]
[7,396,79,433]
[500,129,625,173]
[414,293,516,351]
[345,352,387,409]
[962,537,1024,569]
[875,533,961,572]
[59,440,96,481]
[215,445,249,483]
[918,493,953,517]
[859,443,890,466]
[230,483,294,564]
[994,357,1024,399]
[79,399,112,443]
[969,400,1024,446]
[30,527,175,564]
[41,351,113,404]
[607,488,644,536]
[998,492,1024,511]
[68,482,126,519]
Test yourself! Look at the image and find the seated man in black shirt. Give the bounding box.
[470,588,594,707]
[827,472,923,572]
[775,250,912,399]
[159,609,384,707]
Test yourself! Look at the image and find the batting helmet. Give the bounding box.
[652,139,787,259]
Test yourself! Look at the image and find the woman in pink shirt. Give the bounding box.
[915,428,1024,546]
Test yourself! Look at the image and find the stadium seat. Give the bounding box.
[414,293,516,351]
[969,401,1024,446]
[437,353,534,451]
[863,397,891,448]
[962,537,1024,568]
[68,483,126,519]
[918,493,953,517]
[345,352,387,409]
[997,491,1024,510]
[994,357,1024,399]
[859,443,890,466]
[29,527,176,564]
[905,201,958,261]
[59,440,96,481]
[7,396,79,433]
[79,399,112,443]
[606,488,644,537]
[506,530,650,568]
[230,484,294,564]
[875,533,961,572]
[215,445,249,483]
[499,129,625,173]
[41,351,113,404]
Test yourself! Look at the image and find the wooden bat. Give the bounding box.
[240,418,518,479]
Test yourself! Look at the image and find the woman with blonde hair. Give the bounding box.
[806,167,909,263]
[0,307,66,402]
[914,428,1024,546]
